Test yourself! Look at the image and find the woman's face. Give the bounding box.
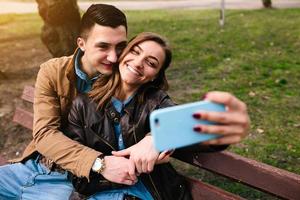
[119,40,165,90]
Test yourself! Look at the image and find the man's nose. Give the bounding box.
[107,49,118,63]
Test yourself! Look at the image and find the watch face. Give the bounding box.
[92,158,102,171]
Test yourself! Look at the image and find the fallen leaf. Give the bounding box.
[249,91,256,97]
[256,128,264,134]
[293,124,300,128]
[262,96,270,100]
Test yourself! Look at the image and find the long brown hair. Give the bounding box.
[89,32,172,109]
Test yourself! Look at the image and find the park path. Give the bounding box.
[0,0,300,14]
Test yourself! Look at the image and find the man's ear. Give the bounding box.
[77,37,86,52]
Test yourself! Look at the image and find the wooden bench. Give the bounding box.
[2,85,300,200]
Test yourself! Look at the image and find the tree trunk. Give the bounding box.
[36,0,81,57]
[262,0,272,8]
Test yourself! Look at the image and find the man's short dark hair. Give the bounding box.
[80,4,127,38]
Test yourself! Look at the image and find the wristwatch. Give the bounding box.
[92,155,106,174]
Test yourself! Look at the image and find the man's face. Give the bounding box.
[78,24,127,77]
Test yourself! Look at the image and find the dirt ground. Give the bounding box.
[0,36,51,160]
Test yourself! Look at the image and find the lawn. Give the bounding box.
[126,8,300,172]
[0,8,299,199]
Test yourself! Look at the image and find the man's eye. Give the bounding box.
[98,46,107,50]
[116,44,127,56]
[97,44,109,49]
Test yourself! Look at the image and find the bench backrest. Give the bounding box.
[13,85,34,130]
[11,86,300,200]
[0,155,7,166]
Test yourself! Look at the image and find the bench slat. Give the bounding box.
[0,155,7,166]
[179,151,300,200]
[187,177,245,200]
[12,107,33,130]
[21,85,34,103]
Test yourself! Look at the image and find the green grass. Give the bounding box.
[0,13,41,42]
[126,8,300,172]
[1,8,300,199]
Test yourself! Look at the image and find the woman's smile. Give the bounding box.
[126,64,143,76]
[119,40,165,89]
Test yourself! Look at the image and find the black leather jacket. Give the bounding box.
[64,87,226,199]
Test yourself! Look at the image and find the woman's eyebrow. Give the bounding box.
[135,45,143,51]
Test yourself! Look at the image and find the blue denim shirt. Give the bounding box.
[99,97,153,200]
[74,49,99,94]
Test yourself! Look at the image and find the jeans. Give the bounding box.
[0,158,73,200]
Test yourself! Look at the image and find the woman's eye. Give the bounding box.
[131,48,139,55]
[146,60,156,68]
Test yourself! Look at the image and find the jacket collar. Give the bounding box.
[104,96,137,119]
[66,48,80,85]
[123,97,136,116]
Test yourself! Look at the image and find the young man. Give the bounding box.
[0,4,131,199]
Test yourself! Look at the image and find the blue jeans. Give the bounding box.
[0,158,73,200]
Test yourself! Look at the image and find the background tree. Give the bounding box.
[262,0,272,8]
[36,0,81,57]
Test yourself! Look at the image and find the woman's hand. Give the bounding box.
[100,156,137,185]
[112,135,160,174]
[193,91,250,145]
[156,149,174,164]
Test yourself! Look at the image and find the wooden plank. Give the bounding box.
[12,107,33,130]
[21,85,34,103]
[0,155,8,166]
[187,177,244,200]
[178,151,300,200]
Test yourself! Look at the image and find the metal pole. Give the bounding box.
[220,0,225,27]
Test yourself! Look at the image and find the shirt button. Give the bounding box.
[113,118,119,123]
[110,112,116,117]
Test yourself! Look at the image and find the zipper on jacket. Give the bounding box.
[97,135,116,151]
[90,128,117,151]
[148,174,162,200]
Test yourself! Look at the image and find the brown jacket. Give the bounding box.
[15,52,101,179]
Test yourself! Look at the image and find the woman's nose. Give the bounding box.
[133,56,144,69]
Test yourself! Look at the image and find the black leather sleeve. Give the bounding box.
[64,94,87,144]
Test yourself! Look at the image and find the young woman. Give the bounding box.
[65,32,250,200]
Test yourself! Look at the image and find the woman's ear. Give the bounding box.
[77,37,86,52]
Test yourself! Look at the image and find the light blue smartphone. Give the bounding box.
[150,100,226,151]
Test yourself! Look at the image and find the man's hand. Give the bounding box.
[193,91,250,145]
[100,156,137,185]
[112,135,160,174]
